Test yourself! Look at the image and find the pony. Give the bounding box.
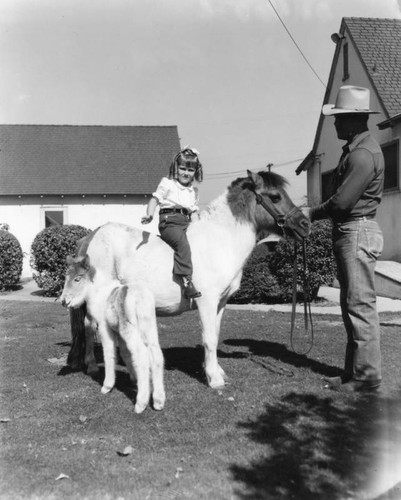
[66,170,310,389]
[61,255,165,413]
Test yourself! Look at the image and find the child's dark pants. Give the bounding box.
[158,213,193,276]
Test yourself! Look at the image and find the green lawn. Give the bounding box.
[1,300,401,499]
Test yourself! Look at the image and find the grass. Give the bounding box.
[1,300,401,499]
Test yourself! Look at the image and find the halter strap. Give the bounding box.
[254,192,299,229]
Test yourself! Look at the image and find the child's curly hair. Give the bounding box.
[169,147,203,182]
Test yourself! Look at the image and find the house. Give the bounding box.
[296,17,401,296]
[0,124,181,276]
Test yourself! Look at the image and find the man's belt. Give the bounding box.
[337,215,376,223]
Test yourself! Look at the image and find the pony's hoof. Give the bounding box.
[207,367,226,389]
[209,379,225,389]
[101,385,113,394]
[208,373,226,389]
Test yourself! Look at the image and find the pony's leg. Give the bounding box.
[197,298,226,389]
[98,324,117,394]
[119,327,151,414]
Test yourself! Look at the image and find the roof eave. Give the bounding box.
[377,113,401,130]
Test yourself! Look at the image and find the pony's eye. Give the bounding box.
[269,193,281,203]
[74,276,82,282]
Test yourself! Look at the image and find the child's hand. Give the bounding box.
[141,216,153,224]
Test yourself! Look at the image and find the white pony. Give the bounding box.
[66,170,310,389]
[61,255,165,413]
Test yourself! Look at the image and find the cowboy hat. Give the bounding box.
[322,85,379,115]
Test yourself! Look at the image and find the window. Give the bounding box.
[321,170,335,202]
[343,43,349,81]
[382,139,399,191]
[41,207,68,228]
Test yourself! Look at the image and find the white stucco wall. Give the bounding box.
[0,197,160,277]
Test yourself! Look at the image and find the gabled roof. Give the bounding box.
[0,125,181,196]
[296,17,401,174]
[344,17,401,119]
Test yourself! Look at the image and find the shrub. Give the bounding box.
[229,244,282,304]
[0,230,23,290]
[30,225,91,297]
[268,220,336,302]
[230,220,336,304]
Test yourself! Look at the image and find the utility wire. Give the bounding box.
[266,0,326,88]
[204,157,304,180]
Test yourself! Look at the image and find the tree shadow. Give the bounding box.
[231,390,401,500]
[223,338,342,378]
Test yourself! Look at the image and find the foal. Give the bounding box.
[61,255,165,414]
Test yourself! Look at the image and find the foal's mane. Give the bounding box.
[226,171,288,222]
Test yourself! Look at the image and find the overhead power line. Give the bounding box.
[204,157,304,180]
[266,0,326,88]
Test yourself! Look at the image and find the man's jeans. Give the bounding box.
[333,219,383,382]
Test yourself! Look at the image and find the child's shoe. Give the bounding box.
[182,276,201,299]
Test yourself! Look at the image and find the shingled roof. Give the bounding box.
[0,124,181,196]
[296,17,401,175]
[344,17,401,119]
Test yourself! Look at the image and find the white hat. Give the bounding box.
[322,85,379,115]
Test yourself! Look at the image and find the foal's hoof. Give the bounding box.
[153,398,165,411]
[101,385,113,394]
[134,402,147,414]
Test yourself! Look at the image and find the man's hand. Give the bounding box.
[141,215,153,224]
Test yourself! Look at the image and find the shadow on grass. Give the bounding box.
[163,345,206,384]
[223,338,342,378]
[56,337,340,387]
[231,391,401,500]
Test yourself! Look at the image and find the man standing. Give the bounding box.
[310,85,384,393]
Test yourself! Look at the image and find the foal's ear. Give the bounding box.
[82,254,91,270]
[66,255,74,266]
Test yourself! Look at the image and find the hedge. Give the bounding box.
[30,225,91,297]
[0,230,23,290]
[230,220,336,304]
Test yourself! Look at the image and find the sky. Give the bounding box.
[1,0,401,208]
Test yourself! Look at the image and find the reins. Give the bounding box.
[290,238,314,355]
[253,189,314,355]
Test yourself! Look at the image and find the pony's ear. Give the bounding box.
[247,170,262,189]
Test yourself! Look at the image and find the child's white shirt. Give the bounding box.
[152,177,199,212]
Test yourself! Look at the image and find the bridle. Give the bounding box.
[254,191,301,231]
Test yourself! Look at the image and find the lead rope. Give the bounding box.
[290,238,314,355]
